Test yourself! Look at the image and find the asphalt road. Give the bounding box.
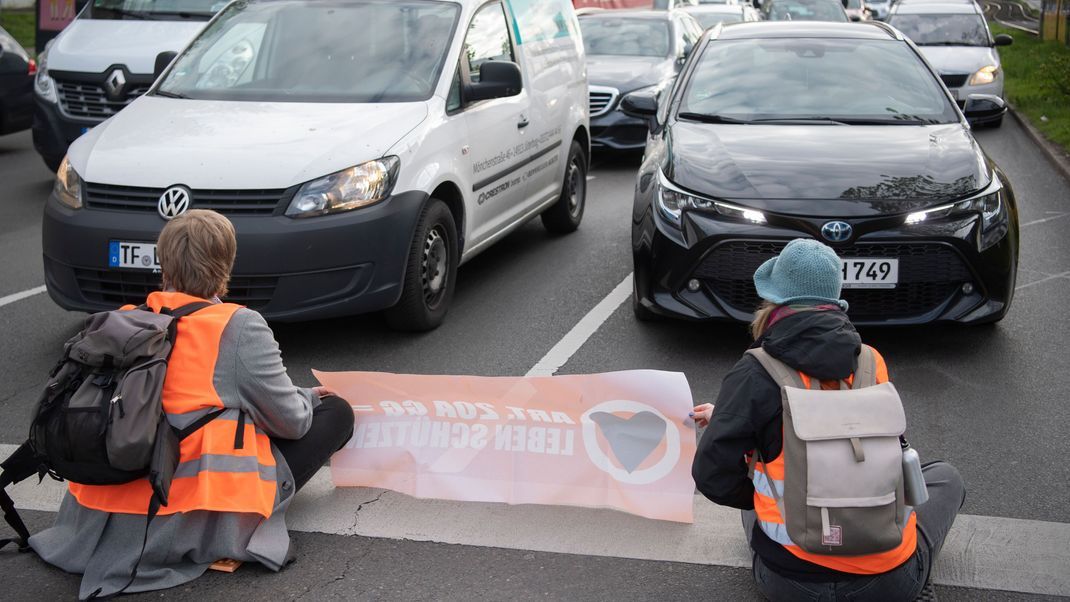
[1,116,1068,599]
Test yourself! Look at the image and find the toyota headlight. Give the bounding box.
[656,170,766,227]
[968,65,999,86]
[53,155,83,209]
[905,177,1007,249]
[35,52,58,104]
[286,157,400,218]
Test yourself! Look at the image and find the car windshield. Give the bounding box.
[679,38,958,123]
[88,0,222,19]
[692,11,743,28]
[888,14,990,46]
[579,18,671,57]
[768,0,847,20]
[844,0,863,9]
[698,0,734,3]
[156,0,458,103]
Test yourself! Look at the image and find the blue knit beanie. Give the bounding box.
[753,239,848,311]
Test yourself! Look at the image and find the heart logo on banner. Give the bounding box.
[589,411,667,473]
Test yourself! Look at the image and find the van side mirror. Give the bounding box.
[849,13,862,21]
[963,94,1006,122]
[154,51,178,81]
[465,61,523,103]
[994,34,1013,46]
[620,90,659,120]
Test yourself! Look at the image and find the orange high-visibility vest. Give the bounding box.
[68,291,277,518]
[751,346,918,574]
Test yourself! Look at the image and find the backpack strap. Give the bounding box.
[851,345,879,390]
[745,347,805,389]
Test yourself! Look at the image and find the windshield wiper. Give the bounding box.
[148,10,211,19]
[833,117,927,125]
[94,7,150,19]
[153,90,188,99]
[677,112,752,124]
[748,117,849,125]
[917,42,984,46]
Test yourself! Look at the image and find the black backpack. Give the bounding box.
[0,302,222,573]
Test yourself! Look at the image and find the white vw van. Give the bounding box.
[43,0,590,331]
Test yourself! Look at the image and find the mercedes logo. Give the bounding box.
[821,221,853,243]
[104,68,127,98]
[158,186,192,220]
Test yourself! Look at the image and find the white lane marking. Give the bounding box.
[525,273,633,377]
[5,443,1067,598]
[1021,212,1070,228]
[0,285,47,309]
[1015,271,1070,291]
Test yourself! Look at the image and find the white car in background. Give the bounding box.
[683,4,761,28]
[887,1,1012,126]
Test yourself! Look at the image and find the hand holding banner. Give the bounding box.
[314,370,698,523]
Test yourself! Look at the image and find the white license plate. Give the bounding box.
[841,258,898,289]
[108,241,160,270]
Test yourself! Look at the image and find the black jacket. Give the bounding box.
[692,308,869,580]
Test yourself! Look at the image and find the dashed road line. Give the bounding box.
[1016,270,1070,291]
[1021,211,1070,228]
[525,273,632,377]
[0,285,47,310]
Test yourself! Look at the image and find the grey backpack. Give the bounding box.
[748,346,910,555]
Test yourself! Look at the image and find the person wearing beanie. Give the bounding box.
[690,238,966,601]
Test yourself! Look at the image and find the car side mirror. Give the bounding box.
[963,93,1006,122]
[620,90,659,124]
[849,13,862,21]
[464,61,523,103]
[154,51,178,81]
[994,33,1013,46]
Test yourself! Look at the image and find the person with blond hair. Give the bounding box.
[691,238,965,601]
[29,209,355,599]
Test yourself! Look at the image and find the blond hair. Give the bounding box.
[157,209,236,299]
[750,300,780,341]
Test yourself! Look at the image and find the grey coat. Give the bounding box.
[29,307,319,600]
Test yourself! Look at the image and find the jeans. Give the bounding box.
[745,461,966,602]
[273,396,355,492]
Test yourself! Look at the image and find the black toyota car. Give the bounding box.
[624,21,1017,325]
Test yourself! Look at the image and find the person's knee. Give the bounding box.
[922,461,966,507]
[318,396,355,448]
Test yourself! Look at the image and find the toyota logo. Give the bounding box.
[158,186,192,220]
[104,68,127,98]
[821,221,853,243]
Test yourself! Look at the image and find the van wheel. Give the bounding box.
[386,199,458,332]
[540,141,587,234]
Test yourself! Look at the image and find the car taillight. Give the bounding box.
[28,59,37,76]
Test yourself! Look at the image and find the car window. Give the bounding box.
[89,0,221,20]
[463,2,515,83]
[679,38,958,123]
[767,0,848,21]
[693,11,744,28]
[157,0,459,103]
[579,17,672,57]
[888,14,990,46]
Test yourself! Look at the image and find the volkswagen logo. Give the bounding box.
[158,186,192,220]
[104,68,127,98]
[821,221,853,243]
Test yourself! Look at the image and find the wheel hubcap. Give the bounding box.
[567,159,584,217]
[421,227,448,306]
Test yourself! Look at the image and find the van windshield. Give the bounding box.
[88,0,221,20]
[156,0,460,103]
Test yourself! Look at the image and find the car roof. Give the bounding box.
[577,9,678,20]
[891,2,981,13]
[711,21,902,39]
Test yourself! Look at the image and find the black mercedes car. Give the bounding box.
[578,10,704,151]
[0,26,34,136]
[623,21,1017,325]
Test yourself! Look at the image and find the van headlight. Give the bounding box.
[53,155,84,209]
[35,52,58,104]
[905,177,1007,250]
[968,65,999,86]
[286,157,400,218]
[656,170,766,227]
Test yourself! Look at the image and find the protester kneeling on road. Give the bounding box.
[28,209,355,599]
[691,238,966,601]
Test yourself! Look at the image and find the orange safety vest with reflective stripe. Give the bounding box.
[68,291,277,518]
[751,346,918,575]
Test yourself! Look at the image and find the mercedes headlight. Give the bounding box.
[968,65,999,86]
[286,157,400,218]
[35,52,58,104]
[53,155,83,210]
[905,176,1007,249]
[656,170,766,227]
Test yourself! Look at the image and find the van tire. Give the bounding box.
[540,141,587,234]
[385,199,458,332]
